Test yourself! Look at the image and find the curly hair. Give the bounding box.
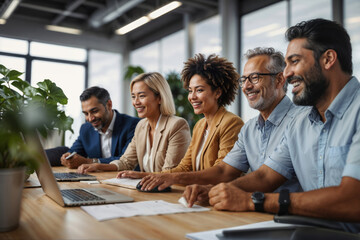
[181,54,240,107]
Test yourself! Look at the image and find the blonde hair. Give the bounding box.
[130,72,175,116]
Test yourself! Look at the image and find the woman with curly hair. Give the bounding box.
[119,54,244,191]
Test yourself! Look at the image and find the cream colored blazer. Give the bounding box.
[110,115,191,172]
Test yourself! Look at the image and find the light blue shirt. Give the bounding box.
[224,95,303,192]
[265,77,360,233]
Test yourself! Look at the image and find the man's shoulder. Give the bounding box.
[114,111,140,123]
[287,105,311,118]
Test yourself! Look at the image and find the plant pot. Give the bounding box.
[0,167,25,232]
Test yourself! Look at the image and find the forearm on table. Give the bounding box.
[230,165,286,193]
[171,163,241,186]
[99,163,118,171]
[254,177,360,222]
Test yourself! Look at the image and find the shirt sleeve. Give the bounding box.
[264,132,295,180]
[342,125,360,181]
[223,127,249,172]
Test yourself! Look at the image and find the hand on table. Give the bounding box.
[138,173,174,191]
[116,171,150,179]
[77,163,101,174]
[183,184,212,208]
[209,183,251,211]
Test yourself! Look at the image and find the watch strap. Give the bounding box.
[278,189,290,215]
[252,192,265,212]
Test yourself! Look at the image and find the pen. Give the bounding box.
[65,152,77,160]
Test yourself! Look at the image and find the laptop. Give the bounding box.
[53,172,97,182]
[33,134,134,207]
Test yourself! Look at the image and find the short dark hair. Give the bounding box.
[80,86,110,106]
[181,53,240,107]
[286,18,352,75]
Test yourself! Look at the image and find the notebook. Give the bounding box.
[32,134,134,207]
[101,177,141,189]
[53,172,97,182]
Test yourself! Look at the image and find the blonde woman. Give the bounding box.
[77,72,191,173]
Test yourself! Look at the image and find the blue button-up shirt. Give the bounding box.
[265,77,360,233]
[224,95,304,192]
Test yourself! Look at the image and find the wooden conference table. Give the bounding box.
[1,167,273,240]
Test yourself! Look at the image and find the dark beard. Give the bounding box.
[290,64,329,106]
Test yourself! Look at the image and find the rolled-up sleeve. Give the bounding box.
[264,134,295,180]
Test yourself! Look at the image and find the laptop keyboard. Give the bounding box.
[54,172,95,179]
[61,189,105,202]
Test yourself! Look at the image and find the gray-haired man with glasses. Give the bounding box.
[183,47,304,207]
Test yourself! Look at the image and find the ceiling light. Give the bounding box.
[115,1,182,35]
[148,1,182,20]
[0,19,6,24]
[245,24,279,37]
[1,0,20,20]
[267,27,287,37]
[116,16,150,35]
[45,25,82,35]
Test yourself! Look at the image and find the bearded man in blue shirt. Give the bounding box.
[185,19,360,233]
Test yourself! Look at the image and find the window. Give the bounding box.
[130,41,160,72]
[240,1,287,122]
[0,55,26,79]
[194,15,221,56]
[31,60,85,146]
[291,0,332,25]
[345,0,360,78]
[161,30,185,74]
[30,42,87,62]
[88,50,122,111]
[0,36,28,55]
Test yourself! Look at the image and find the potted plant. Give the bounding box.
[0,64,73,232]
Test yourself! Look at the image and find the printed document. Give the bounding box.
[81,200,210,221]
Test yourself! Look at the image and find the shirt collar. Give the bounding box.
[256,95,294,128]
[308,77,359,122]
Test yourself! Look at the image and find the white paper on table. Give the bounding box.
[101,177,141,189]
[81,200,210,221]
[185,220,310,240]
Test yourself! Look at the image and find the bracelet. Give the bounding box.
[278,189,290,215]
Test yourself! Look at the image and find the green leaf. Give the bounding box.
[11,80,30,93]
[23,85,38,97]
[0,64,9,76]
[7,70,24,80]
[37,79,68,104]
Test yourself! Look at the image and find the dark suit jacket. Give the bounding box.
[69,110,140,163]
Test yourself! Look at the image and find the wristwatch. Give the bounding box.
[92,158,100,163]
[251,191,265,212]
[278,189,290,215]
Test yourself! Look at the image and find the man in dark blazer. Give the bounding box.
[59,86,139,168]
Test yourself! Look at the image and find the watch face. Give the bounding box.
[252,191,265,201]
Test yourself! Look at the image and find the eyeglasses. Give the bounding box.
[239,72,279,88]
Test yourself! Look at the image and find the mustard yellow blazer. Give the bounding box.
[110,115,191,172]
[165,107,244,172]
